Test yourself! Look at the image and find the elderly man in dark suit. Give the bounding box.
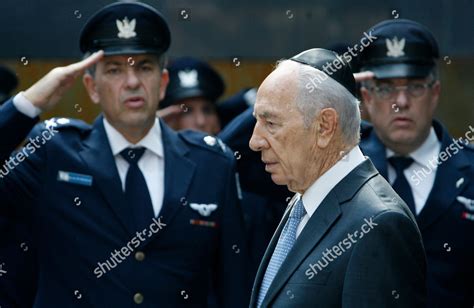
[248,48,426,307]
[0,2,248,307]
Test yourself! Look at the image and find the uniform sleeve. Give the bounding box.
[0,99,39,162]
[342,211,427,308]
[0,98,44,216]
[214,158,252,307]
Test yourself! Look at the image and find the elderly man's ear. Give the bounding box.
[315,108,338,148]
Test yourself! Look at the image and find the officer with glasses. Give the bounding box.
[358,19,474,307]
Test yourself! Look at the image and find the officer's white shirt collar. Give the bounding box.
[386,127,440,168]
[295,146,366,237]
[102,117,165,217]
[103,117,163,158]
[385,126,441,215]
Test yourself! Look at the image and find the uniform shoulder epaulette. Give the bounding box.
[464,142,474,152]
[29,117,91,138]
[37,118,91,130]
[41,117,91,131]
[179,130,233,158]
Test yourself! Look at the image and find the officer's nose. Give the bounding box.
[249,122,269,152]
[195,110,206,129]
[125,69,141,89]
[393,88,410,110]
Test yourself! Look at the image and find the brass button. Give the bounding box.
[135,251,145,261]
[133,293,144,304]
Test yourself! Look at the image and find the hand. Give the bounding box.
[156,104,182,122]
[353,71,375,83]
[23,51,104,111]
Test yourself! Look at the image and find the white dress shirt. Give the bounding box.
[11,92,165,217]
[103,118,164,217]
[386,127,441,215]
[13,92,42,118]
[295,146,367,238]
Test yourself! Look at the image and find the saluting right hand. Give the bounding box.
[23,51,104,111]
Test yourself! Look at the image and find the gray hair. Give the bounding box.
[276,60,361,146]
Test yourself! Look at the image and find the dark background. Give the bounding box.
[1,0,473,135]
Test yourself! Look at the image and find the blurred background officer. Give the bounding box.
[358,19,474,307]
[158,57,224,135]
[217,87,257,128]
[0,65,38,308]
[219,109,291,286]
[0,2,248,307]
[0,66,18,105]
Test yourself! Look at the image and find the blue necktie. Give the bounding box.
[257,198,306,307]
[389,156,416,215]
[120,147,155,231]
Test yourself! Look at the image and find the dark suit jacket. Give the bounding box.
[360,120,474,307]
[0,98,248,307]
[250,159,427,307]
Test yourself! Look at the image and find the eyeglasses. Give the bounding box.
[369,81,436,99]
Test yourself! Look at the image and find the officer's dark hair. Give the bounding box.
[83,53,167,77]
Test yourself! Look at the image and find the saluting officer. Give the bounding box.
[358,19,474,307]
[0,2,248,307]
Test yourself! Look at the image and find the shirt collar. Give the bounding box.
[386,127,440,167]
[103,117,164,158]
[299,146,367,218]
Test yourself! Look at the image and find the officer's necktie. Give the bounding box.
[120,147,155,231]
[388,156,416,215]
[257,198,306,307]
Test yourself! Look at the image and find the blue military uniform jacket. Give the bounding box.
[0,216,37,308]
[0,98,249,308]
[360,120,474,307]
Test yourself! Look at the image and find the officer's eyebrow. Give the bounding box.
[135,58,156,66]
[103,60,123,67]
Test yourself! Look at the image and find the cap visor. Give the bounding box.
[369,63,433,79]
[102,46,165,56]
[160,88,206,109]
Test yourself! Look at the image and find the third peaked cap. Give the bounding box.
[359,19,439,78]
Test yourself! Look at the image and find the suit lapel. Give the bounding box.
[261,193,341,307]
[79,116,135,234]
[416,121,471,230]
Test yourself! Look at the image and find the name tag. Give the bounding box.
[57,171,93,186]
